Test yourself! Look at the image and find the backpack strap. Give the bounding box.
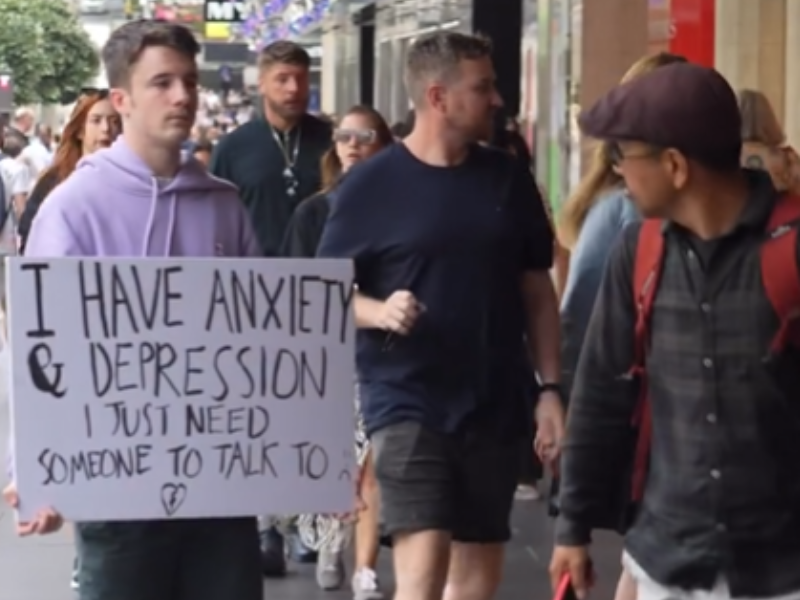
[629,219,665,502]
[632,220,666,367]
[762,193,800,354]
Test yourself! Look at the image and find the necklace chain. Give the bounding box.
[270,124,301,168]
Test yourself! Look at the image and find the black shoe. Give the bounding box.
[287,532,318,564]
[260,527,287,578]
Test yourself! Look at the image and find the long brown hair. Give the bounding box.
[558,52,688,249]
[38,93,112,186]
[320,105,393,192]
[738,89,785,147]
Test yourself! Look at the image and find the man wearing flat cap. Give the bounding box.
[551,61,800,600]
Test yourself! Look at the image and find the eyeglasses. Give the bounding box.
[333,128,376,146]
[283,166,299,197]
[608,142,661,167]
[80,87,110,99]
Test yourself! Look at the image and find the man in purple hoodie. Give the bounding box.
[2,20,264,600]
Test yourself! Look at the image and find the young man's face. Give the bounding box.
[113,45,198,149]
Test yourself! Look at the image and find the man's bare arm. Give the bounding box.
[522,270,561,383]
[353,291,383,329]
[12,193,26,220]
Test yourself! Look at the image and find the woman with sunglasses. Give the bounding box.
[17,89,121,254]
[11,88,120,593]
[281,105,393,600]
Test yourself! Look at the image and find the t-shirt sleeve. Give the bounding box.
[508,160,554,271]
[316,170,376,283]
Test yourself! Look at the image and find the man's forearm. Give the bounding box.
[523,271,561,384]
[353,291,382,329]
[12,194,26,220]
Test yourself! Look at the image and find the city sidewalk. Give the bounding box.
[0,348,623,599]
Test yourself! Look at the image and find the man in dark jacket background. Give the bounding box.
[209,39,332,577]
[210,40,331,258]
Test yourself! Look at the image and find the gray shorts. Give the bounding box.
[76,517,262,600]
[372,420,518,543]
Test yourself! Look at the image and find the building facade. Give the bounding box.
[532,0,800,213]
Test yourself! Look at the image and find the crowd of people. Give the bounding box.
[1,13,800,600]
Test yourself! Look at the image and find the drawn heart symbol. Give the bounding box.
[160,483,187,517]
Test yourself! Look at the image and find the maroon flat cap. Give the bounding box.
[579,62,741,164]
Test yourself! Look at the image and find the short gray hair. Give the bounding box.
[404,31,493,105]
[13,107,34,125]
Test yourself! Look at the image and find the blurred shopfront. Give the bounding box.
[320,0,524,124]
[528,0,717,216]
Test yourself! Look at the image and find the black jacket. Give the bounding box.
[17,170,60,254]
[279,191,330,258]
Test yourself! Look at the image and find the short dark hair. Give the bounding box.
[404,32,492,104]
[2,131,26,158]
[258,41,310,72]
[102,20,200,88]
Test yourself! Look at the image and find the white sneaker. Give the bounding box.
[316,549,345,590]
[351,567,384,600]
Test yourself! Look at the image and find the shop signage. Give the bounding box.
[204,0,246,22]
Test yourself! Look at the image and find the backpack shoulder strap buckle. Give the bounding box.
[762,194,800,354]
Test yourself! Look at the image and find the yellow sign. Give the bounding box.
[204,22,232,39]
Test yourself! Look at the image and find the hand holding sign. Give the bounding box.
[2,482,64,536]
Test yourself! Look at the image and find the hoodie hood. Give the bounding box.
[64,137,242,256]
[23,137,261,260]
[78,137,233,196]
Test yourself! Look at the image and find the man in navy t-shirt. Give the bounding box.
[318,31,564,600]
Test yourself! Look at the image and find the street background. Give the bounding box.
[0,345,624,600]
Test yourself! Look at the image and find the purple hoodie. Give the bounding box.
[26,137,260,258]
[7,138,261,479]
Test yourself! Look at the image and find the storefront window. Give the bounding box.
[535,0,572,215]
[373,0,466,123]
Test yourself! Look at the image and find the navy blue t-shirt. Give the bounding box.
[317,142,553,437]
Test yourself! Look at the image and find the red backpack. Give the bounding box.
[628,194,800,504]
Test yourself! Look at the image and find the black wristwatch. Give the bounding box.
[539,383,563,397]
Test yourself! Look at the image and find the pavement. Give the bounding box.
[0,345,624,599]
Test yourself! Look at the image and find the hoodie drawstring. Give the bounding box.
[141,179,159,257]
[165,193,177,255]
[142,178,178,256]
